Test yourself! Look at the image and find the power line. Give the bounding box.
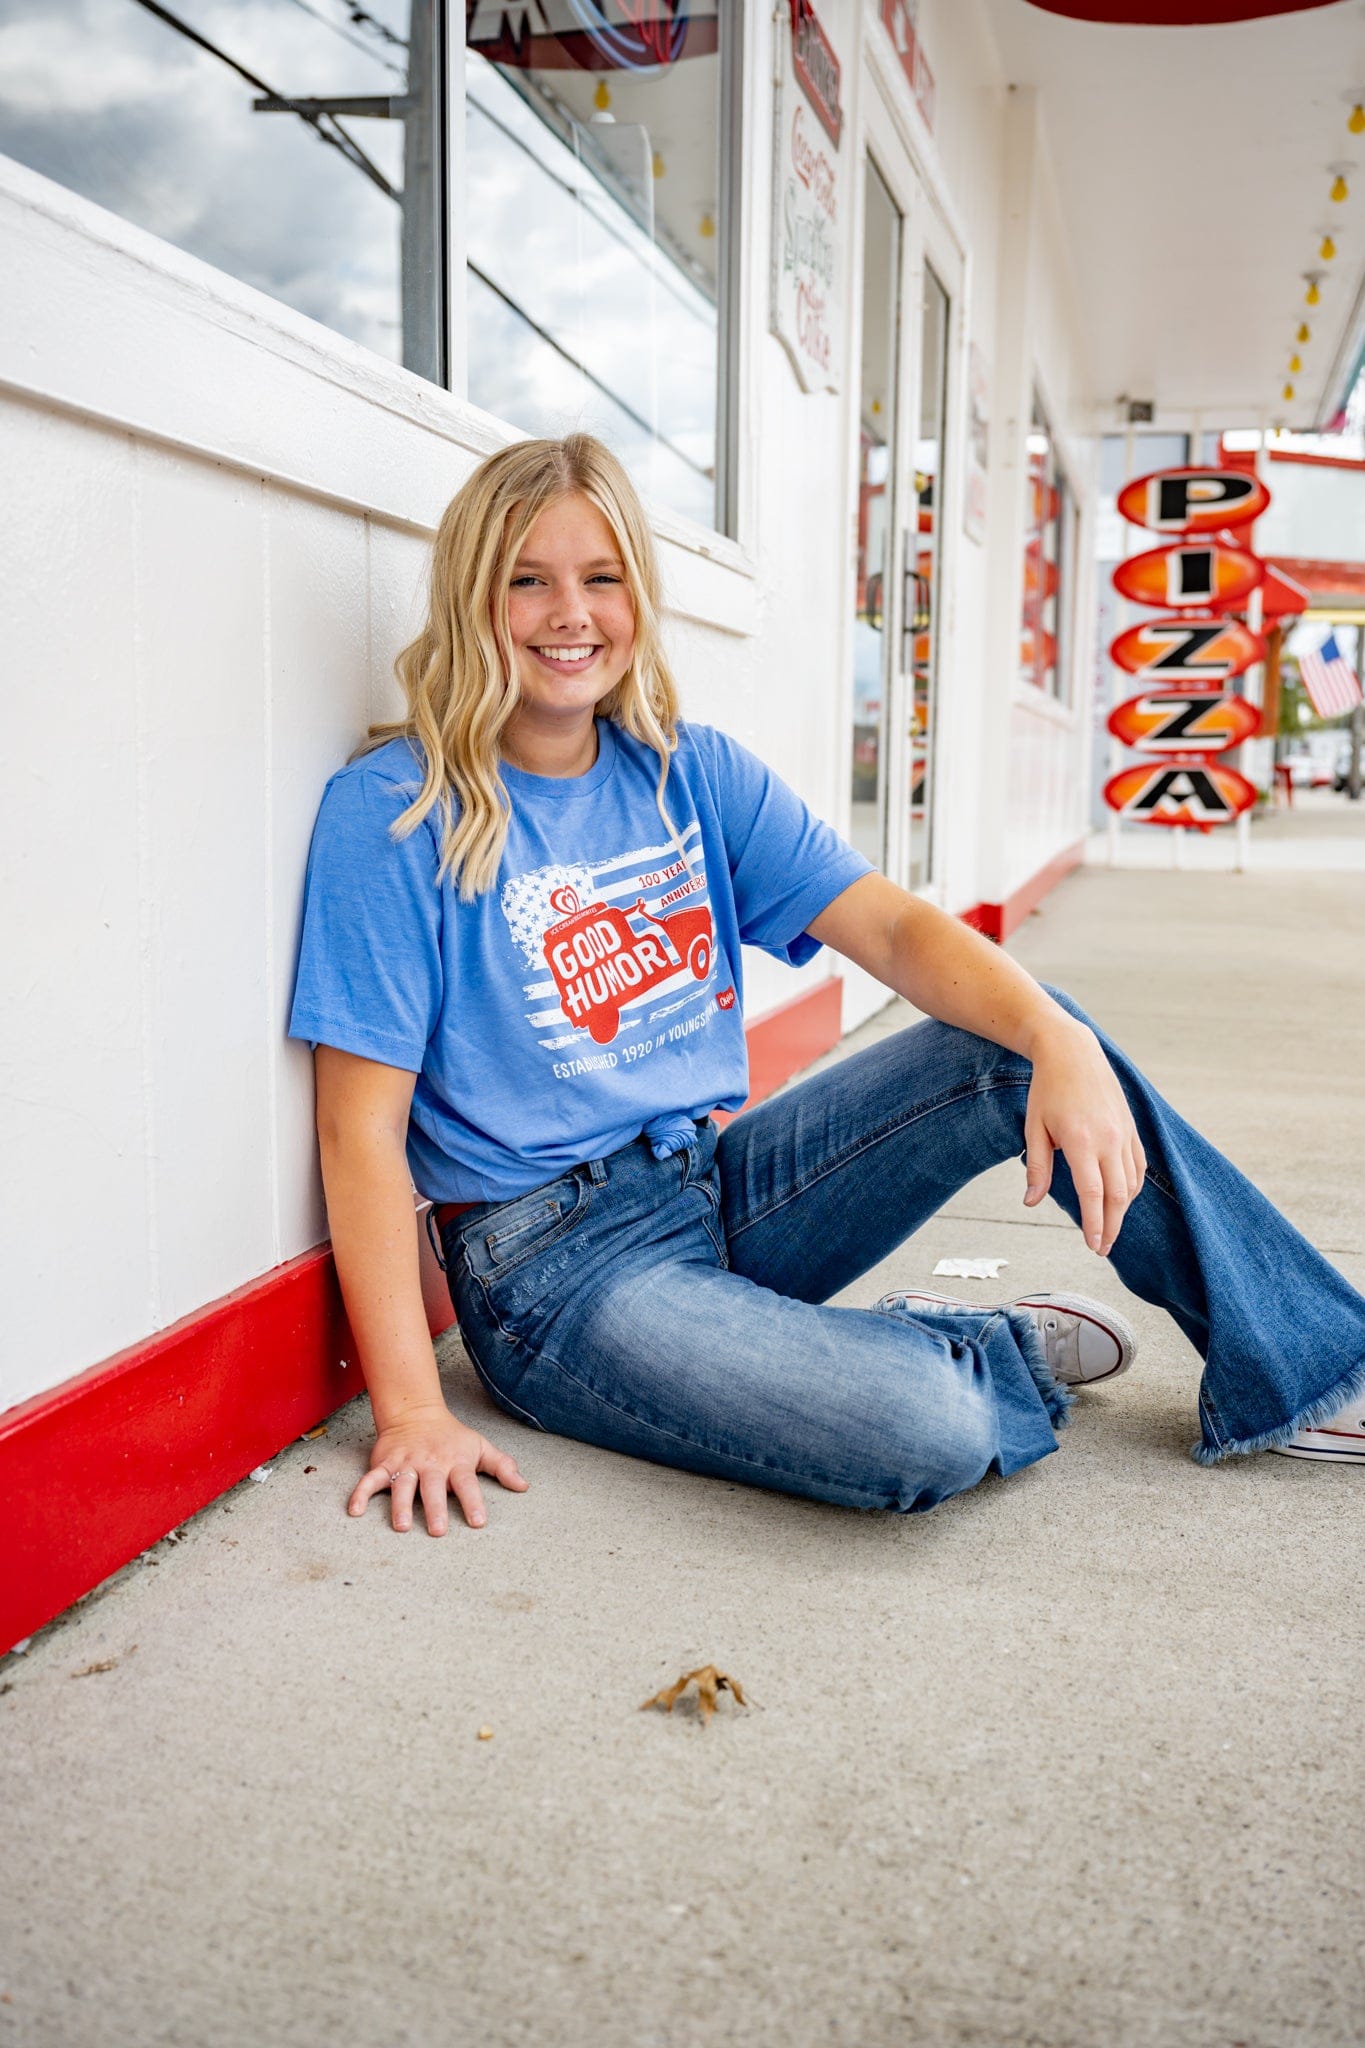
[126,0,398,200]
[337,2,408,54]
[275,0,406,79]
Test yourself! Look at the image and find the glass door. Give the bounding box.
[849,159,903,870]
[908,264,950,890]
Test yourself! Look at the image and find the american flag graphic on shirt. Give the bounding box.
[498,824,730,1053]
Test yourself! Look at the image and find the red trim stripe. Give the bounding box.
[958,837,1085,945]
[2,1249,357,1652]
[1,980,846,1652]
[1267,449,1365,473]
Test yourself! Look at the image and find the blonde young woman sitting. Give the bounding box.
[288,434,1365,1536]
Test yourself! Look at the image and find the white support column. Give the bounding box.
[977,86,1041,915]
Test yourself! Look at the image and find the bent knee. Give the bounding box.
[881,1389,998,1512]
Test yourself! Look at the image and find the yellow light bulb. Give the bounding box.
[1350,104,1365,136]
[652,150,665,178]
[593,79,611,112]
[1331,173,1349,203]
[1283,382,1295,401]
[699,210,716,239]
[1290,353,1302,373]
[1320,233,1336,260]
[1306,279,1321,305]
[1297,322,1310,343]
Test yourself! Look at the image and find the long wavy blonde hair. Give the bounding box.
[362,433,683,899]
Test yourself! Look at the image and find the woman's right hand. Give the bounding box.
[347,1404,529,1535]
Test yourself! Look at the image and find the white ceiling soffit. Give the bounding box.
[981,0,1365,430]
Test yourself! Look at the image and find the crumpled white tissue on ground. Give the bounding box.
[248,1465,273,1483]
[933,1257,1008,1281]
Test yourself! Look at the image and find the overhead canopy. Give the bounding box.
[985,0,1365,430]
[1023,2,1342,22]
[1267,556,1365,614]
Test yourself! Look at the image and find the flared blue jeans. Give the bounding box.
[441,989,1365,1511]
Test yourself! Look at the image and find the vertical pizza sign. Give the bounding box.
[1103,468,1271,829]
[771,0,844,394]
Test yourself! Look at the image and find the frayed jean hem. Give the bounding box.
[1005,1308,1075,1431]
[1190,1352,1365,1464]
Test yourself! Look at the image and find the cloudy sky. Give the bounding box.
[0,0,721,523]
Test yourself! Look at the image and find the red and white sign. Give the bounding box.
[1109,614,1264,684]
[772,3,844,394]
[790,0,842,145]
[1102,758,1258,828]
[1112,540,1262,611]
[1117,467,1270,534]
[1107,692,1262,755]
[878,0,935,132]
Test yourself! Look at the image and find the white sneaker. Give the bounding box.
[1268,1382,1365,1461]
[876,1289,1136,1387]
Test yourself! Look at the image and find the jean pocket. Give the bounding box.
[461,1173,590,1292]
[486,1196,566,1265]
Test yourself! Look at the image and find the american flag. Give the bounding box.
[1298,632,1362,720]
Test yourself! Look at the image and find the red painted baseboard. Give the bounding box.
[959,838,1086,944]
[2,979,846,1653]
[1,1249,357,1653]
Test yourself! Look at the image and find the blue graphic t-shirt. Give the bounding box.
[288,719,872,1201]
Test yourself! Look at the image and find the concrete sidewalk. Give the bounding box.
[3,814,1364,2048]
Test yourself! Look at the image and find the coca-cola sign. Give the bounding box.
[790,0,842,145]
[771,2,844,394]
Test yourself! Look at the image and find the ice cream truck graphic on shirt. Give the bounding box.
[542,885,714,1045]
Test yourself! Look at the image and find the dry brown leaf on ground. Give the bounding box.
[70,1646,136,1679]
[640,1664,749,1725]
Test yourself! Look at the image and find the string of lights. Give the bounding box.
[1281,97,1362,415]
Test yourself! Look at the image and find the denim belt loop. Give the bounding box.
[424,1204,447,1273]
[585,1156,608,1187]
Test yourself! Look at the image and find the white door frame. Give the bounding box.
[851,73,965,902]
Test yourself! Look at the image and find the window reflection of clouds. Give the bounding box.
[0,0,408,362]
[465,46,719,528]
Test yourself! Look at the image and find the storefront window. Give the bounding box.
[0,0,444,380]
[464,1,730,533]
[1020,395,1073,700]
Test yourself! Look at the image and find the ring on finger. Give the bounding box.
[387,1467,418,1483]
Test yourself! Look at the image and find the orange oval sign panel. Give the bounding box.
[1116,467,1270,534]
[1110,614,1264,682]
[1107,692,1261,755]
[1112,541,1262,611]
[1103,758,1258,827]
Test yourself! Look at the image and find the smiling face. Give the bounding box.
[502,492,637,768]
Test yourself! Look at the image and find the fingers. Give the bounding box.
[348,1464,393,1517]
[449,1467,488,1530]
[388,1466,420,1533]
[479,1443,530,1493]
[1100,1146,1130,1256]
[418,1465,449,1539]
[349,1433,529,1533]
[1023,1116,1054,1208]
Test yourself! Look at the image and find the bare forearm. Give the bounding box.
[880,893,1079,1057]
[811,874,1078,1058]
[319,1130,448,1430]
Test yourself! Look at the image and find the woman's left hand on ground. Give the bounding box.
[1023,1018,1146,1256]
